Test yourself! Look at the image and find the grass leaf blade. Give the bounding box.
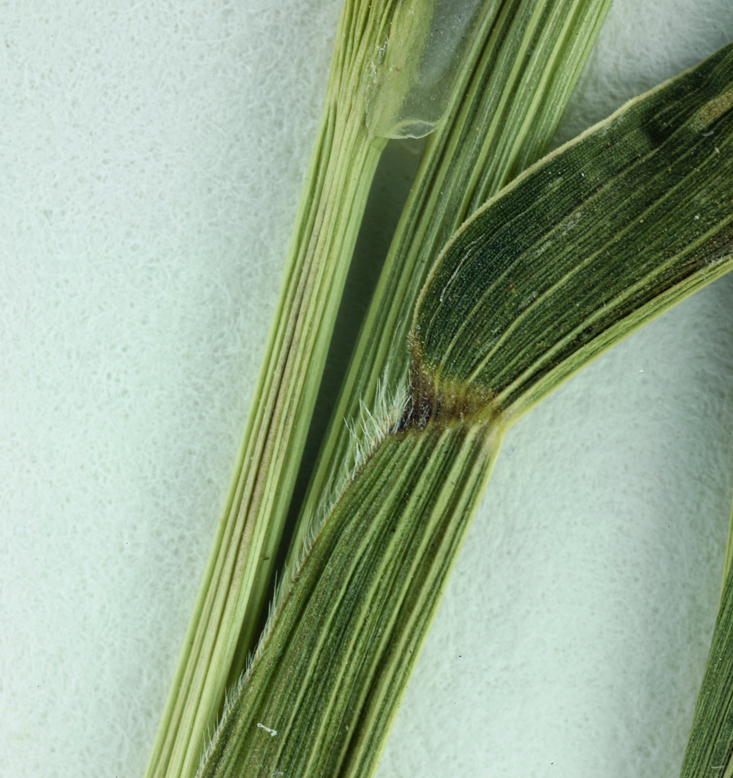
[414,42,733,419]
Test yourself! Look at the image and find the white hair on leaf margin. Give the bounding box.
[197,373,410,775]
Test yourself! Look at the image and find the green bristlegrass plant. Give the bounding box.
[196,42,733,778]
[144,1,616,776]
[143,0,733,775]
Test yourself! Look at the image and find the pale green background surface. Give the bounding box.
[1,1,733,776]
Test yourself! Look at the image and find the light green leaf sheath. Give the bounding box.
[198,44,733,778]
[143,2,410,775]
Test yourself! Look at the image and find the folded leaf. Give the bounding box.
[412,41,733,422]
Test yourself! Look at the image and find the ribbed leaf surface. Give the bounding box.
[415,42,733,418]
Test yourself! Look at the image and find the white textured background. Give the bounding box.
[1,1,732,777]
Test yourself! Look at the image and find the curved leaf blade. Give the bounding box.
[413,42,733,421]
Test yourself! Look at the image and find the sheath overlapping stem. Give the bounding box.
[199,43,733,778]
[288,0,614,568]
[143,2,400,776]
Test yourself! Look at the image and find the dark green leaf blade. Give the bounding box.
[413,42,733,419]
